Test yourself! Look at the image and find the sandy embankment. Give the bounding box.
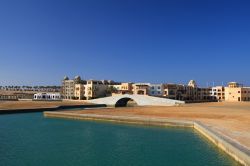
[0,100,87,109]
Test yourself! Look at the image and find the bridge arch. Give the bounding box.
[87,94,185,106]
[115,97,138,107]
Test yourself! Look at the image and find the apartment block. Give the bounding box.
[163,80,214,102]
[111,83,133,95]
[211,86,225,101]
[61,75,250,103]
[74,84,86,100]
[149,84,164,96]
[61,76,75,99]
[61,76,85,99]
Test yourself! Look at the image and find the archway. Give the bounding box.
[115,97,138,107]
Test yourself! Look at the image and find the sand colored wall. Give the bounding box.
[225,87,250,102]
[74,84,85,100]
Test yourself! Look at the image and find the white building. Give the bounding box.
[149,84,164,96]
[34,93,61,100]
[211,86,225,101]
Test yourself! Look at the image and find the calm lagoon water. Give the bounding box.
[0,112,240,166]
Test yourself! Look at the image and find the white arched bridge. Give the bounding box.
[87,94,185,107]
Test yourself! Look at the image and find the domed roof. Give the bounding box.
[74,75,82,83]
[63,76,69,80]
[188,80,197,88]
[74,75,81,80]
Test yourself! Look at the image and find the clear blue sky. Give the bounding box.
[0,0,250,86]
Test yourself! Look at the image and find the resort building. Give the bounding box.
[162,80,214,102]
[61,76,76,99]
[60,76,249,103]
[85,80,115,100]
[74,84,86,100]
[132,83,150,95]
[225,82,250,102]
[149,84,164,96]
[33,93,61,100]
[111,83,133,95]
[0,95,18,101]
[61,76,85,99]
[211,86,225,101]
[163,83,187,100]
[62,76,125,100]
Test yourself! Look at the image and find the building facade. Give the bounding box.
[61,76,250,103]
[74,84,86,100]
[132,83,150,95]
[33,93,61,100]
[225,82,250,102]
[162,80,214,102]
[61,76,85,99]
[211,86,225,101]
[85,80,114,100]
[111,83,133,95]
[149,84,164,96]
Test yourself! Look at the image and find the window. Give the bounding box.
[238,91,241,93]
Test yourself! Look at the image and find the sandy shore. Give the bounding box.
[0,100,87,109]
[62,102,250,150]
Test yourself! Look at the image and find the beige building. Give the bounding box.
[63,76,250,103]
[225,82,250,102]
[163,83,186,100]
[74,84,86,100]
[111,83,133,95]
[85,80,111,100]
[61,76,75,99]
[61,76,85,99]
[132,83,150,95]
[163,80,214,102]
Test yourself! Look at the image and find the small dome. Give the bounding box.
[63,76,69,80]
[188,80,197,88]
[74,75,82,83]
[74,75,81,80]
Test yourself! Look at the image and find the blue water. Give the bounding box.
[0,112,240,166]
